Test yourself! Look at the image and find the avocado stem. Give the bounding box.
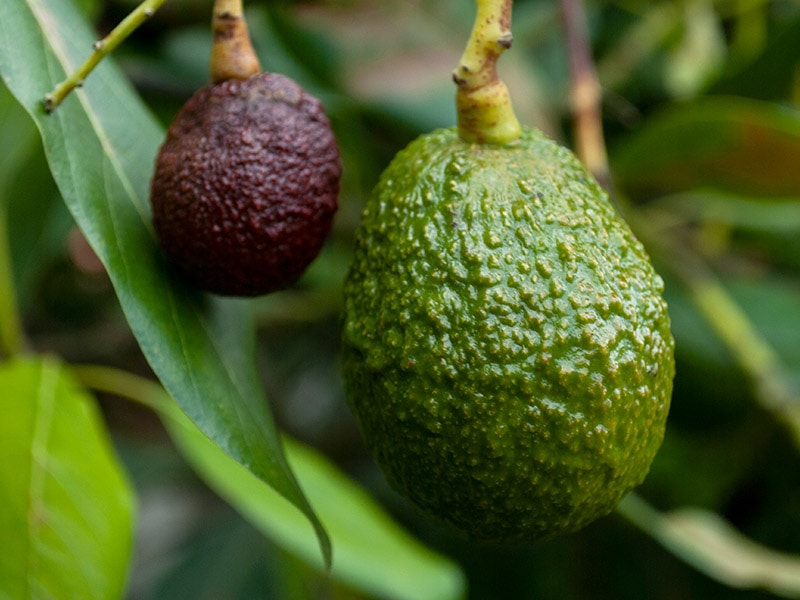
[454,0,522,145]
[43,0,166,113]
[210,0,261,83]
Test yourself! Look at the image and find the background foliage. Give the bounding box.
[1,0,800,598]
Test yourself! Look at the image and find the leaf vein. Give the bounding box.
[27,0,152,232]
[27,359,60,593]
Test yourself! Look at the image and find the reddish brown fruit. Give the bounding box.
[150,72,341,296]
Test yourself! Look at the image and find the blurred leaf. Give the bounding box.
[0,81,70,304]
[664,0,725,99]
[725,276,800,378]
[292,1,461,134]
[664,267,800,446]
[0,0,329,565]
[646,428,757,509]
[262,7,341,91]
[714,16,800,102]
[0,358,134,600]
[0,212,18,356]
[596,2,679,93]
[0,82,39,191]
[612,97,800,197]
[619,494,800,598]
[157,393,467,600]
[643,190,800,274]
[647,190,800,233]
[73,0,101,19]
[666,272,800,376]
[710,276,800,442]
[151,514,281,600]
[0,82,37,355]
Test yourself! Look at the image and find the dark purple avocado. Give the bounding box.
[150,72,341,296]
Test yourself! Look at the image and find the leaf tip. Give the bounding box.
[317,520,333,572]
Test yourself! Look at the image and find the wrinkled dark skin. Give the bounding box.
[150,72,341,296]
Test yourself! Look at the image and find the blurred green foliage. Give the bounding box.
[1,0,800,598]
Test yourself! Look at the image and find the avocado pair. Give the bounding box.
[150,0,674,543]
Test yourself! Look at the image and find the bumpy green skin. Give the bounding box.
[342,127,675,543]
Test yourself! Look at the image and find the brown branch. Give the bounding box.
[560,0,610,191]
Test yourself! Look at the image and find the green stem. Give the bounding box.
[71,364,170,415]
[615,492,664,536]
[210,0,261,82]
[43,0,167,113]
[0,203,24,358]
[454,0,522,145]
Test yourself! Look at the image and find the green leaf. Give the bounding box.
[0,82,40,193]
[612,97,800,197]
[663,0,725,98]
[666,272,800,376]
[619,494,800,598]
[0,0,329,565]
[0,81,46,355]
[714,16,800,102]
[0,358,134,600]
[647,190,800,233]
[0,80,70,307]
[156,395,467,600]
[664,270,800,445]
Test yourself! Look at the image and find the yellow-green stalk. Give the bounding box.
[210,0,261,82]
[453,0,522,145]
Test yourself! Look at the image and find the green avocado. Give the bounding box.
[342,127,674,543]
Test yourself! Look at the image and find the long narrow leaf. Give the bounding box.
[612,97,800,197]
[0,0,329,564]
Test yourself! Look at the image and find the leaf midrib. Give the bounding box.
[26,359,59,598]
[27,0,153,233]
